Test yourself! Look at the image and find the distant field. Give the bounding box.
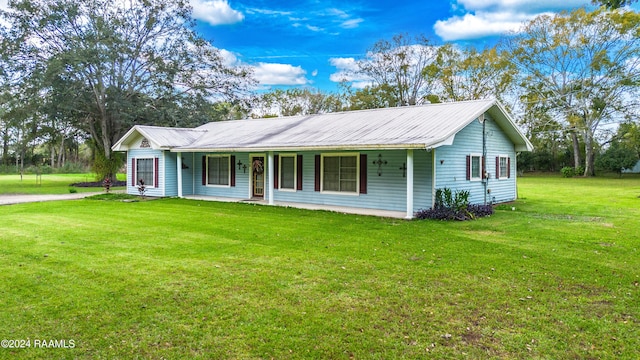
[0,174,125,195]
[0,176,638,359]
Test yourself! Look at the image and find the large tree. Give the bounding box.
[592,0,638,9]
[0,0,253,179]
[424,44,515,103]
[354,34,437,106]
[504,8,640,176]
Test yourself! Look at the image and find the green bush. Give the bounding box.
[575,166,585,176]
[57,162,88,174]
[561,167,575,178]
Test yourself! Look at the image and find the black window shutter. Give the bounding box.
[496,157,500,179]
[466,155,470,180]
[314,155,321,192]
[230,155,236,187]
[274,155,279,189]
[296,155,303,190]
[154,157,159,187]
[202,156,207,185]
[131,158,136,186]
[508,157,511,178]
[359,154,367,194]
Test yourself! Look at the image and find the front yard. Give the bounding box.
[0,176,638,359]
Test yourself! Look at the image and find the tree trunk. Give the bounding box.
[584,129,596,176]
[571,130,581,169]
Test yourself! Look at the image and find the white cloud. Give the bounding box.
[306,24,323,32]
[311,69,318,77]
[253,63,309,85]
[191,0,244,26]
[435,11,535,41]
[434,0,589,41]
[340,18,364,29]
[328,57,370,85]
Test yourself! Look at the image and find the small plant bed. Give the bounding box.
[85,193,140,201]
[70,180,127,188]
[415,187,494,220]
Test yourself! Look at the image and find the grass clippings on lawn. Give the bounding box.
[0,176,638,359]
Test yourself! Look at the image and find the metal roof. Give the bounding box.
[112,125,206,151]
[112,99,533,153]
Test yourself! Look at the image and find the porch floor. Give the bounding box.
[183,195,407,219]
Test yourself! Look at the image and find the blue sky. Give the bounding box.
[189,0,617,92]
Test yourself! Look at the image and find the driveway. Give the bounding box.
[0,192,103,206]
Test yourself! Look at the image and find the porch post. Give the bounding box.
[268,151,275,205]
[406,149,414,219]
[176,152,183,198]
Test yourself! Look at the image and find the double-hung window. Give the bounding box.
[497,155,510,179]
[469,154,482,181]
[322,154,358,193]
[136,158,155,187]
[207,155,230,186]
[279,155,296,190]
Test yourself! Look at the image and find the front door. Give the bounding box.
[252,156,265,198]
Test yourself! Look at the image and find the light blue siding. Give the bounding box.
[127,149,165,197]
[180,153,195,196]
[413,149,433,212]
[435,115,517,205]
[164,152,178,197]
[192,152,251,199]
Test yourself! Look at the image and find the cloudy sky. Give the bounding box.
[2,0,635,91]
[193,0,617,91]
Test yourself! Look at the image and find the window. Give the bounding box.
[136,158,156,187]
[468,154,482,181]
[207,155,230,186]
[322,154,358,193]
[497,156,510,179]
[279,155,296,190]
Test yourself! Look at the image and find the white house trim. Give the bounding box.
[406,149,414,219]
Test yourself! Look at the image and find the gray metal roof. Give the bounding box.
[113,99,533,152]
[112,125,206,150]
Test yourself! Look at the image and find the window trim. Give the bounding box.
[135,157,157,188]
[206,154,231,188]
[469,153,483,181]
[498,155,509,180]
[278,153,297,191]
[320,152,360,195]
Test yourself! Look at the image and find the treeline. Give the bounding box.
[1,0,639,178]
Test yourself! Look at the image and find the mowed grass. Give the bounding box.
[0,176,638,359]
[0,174,109,195]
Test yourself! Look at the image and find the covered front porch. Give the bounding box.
[183,195,407,219]
[175,149,431,219]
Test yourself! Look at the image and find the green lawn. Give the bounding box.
[0,176,638,359]
[0,173,125,195]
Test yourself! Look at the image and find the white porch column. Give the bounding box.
[268,151,275,205]
[176,152,183,198]
[406,149,414,219]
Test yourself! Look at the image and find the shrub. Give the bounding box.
[416,188,492,221]
[561,167,575,178]
[68,187,78,193]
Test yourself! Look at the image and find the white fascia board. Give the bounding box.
[170,143,428,153]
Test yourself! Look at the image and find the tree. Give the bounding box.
[252,88,343,118]
[424,45,515,103]
[504,8,640,176]
[596,142,638,175]
[1,0,254,179]
[354,34,438,106]
[592,0,638,9]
